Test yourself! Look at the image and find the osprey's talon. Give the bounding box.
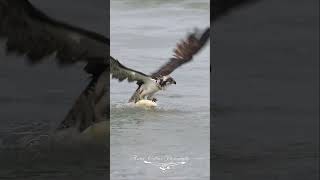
[152,98,157,102]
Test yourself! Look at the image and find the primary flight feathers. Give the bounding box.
[152,27,210,78]
[0,0,108,66]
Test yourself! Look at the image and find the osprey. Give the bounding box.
[0,0,259,133]
[110,28,210,103]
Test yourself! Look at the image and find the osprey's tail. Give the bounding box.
[56,70,108,133]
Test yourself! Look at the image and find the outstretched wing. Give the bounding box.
[0,0,109,132]
[110,56,152,85]
[151,27,210,78]
[212,0,258,21]
[57,70,108,133]
[0,0,108,65]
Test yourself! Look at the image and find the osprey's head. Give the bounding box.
[156,76,176,89]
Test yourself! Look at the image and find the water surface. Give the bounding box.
[111,0,210,179]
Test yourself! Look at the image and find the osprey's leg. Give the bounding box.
[147,93,157,102]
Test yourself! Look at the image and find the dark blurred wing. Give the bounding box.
[212,0,258,21]
[57,70,108,132]
[110,56,152,84]
[151,27,210,78]
[0,0,108,65]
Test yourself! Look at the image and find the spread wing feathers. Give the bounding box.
[0,0,108,65]
[151,27,210,78]
[212,0,258,21]
[110,56,152,84]
[57,70,108,133]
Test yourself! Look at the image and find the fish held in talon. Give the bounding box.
[135,99,158,109]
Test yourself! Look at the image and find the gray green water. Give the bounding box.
[110,0,210,179]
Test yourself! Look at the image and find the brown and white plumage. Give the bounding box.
[0,0,108,132]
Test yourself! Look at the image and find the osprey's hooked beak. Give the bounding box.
[168,78,176,85]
